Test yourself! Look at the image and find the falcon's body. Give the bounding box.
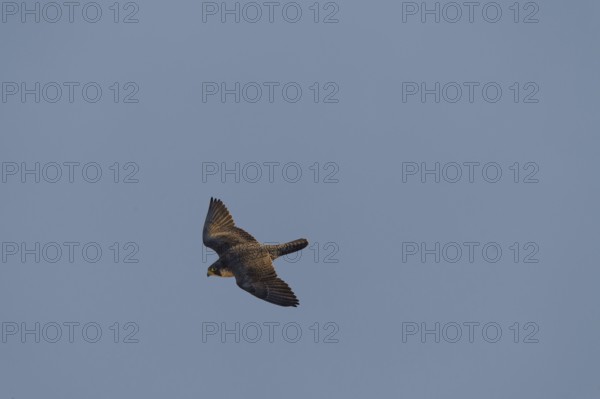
[204,197,307,307]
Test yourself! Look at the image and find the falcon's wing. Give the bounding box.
[236,267,299,307]
[203,197,258,256]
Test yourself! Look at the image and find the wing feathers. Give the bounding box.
[203,197,257,255]
[237,275,299,307]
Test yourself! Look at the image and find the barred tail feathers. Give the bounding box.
[266,239,308,260]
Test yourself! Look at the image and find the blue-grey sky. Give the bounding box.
[1,1,599,398]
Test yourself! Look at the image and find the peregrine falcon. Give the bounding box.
[204,197,307,307]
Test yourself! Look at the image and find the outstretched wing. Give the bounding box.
[236,264,299,307]
[203,197,258,256]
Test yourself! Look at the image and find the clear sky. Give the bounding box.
[1,1,599,398]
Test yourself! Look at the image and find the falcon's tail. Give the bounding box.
[266,239,308,260]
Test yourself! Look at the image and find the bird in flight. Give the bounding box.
[204,197,307,307]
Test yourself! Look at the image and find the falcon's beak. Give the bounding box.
[207,269,214,277]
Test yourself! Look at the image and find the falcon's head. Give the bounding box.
[207,265,221,277]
